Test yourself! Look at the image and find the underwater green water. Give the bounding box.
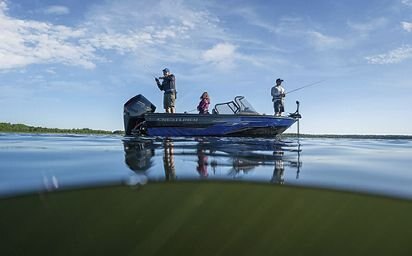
[1,183,412,255]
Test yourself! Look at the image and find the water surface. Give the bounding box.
[1,133,411,200]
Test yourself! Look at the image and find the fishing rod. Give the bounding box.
[184,108,198,113]
[141,65,159,80]
[285,79,326,95]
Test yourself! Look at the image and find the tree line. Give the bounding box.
[0,122,120,134]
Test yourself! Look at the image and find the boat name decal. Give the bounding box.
[156,117,199,122]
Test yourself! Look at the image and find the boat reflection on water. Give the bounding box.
[124,138,157,172]
[196,146,209,177]
[163,139,176,181]
[123,137,302,185]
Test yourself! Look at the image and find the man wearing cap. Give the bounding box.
[155,68,177,113]
[271,78,285,116]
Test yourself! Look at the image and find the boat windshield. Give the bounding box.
[213,96,259,115]
[235,96,258,114]
[214,101,239,114]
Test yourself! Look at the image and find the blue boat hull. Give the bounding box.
[136,113,297,137]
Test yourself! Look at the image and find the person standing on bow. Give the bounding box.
[197,91,210,114]
[271,78,285,116]
[155,68,176,113]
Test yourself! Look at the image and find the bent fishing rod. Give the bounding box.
[285,79,326,95]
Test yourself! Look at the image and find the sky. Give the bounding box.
[0,0,411,135]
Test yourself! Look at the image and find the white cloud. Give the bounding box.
[231,7,349,52]
[43,5,70,15]
[202,43,237,70]
[402,21,412,32]
[0,3,96,69]
[230,6,304,37]
[402,0,412,7]
[365,45,412,64]
[0,0,265,72]
[0,1,7,11]
[85,32,153,54]
[347,18,388,33]
[307,31,344,49]
[0,0,228,71]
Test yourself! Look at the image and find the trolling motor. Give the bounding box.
[287,101,302,138]
[288,101,302,119]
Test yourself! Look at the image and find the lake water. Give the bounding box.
[1,133,411,200]
[2,133,412,255]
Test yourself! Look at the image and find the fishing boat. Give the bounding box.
[123,94,301,137]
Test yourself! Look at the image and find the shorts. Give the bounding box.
[274,100,284,113]
[164,92,176,109]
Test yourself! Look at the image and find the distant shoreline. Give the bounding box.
[1,122,411,139]
[0,122,123,135]
[283,133,412,140]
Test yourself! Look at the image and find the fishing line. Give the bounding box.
[285,79,326,95]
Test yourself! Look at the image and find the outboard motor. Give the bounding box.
[124,94,156,135]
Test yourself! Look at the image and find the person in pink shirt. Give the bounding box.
[197,92,210,114]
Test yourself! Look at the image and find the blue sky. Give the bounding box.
[1,0,411,134]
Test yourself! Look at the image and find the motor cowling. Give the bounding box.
[124,94,156,135]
